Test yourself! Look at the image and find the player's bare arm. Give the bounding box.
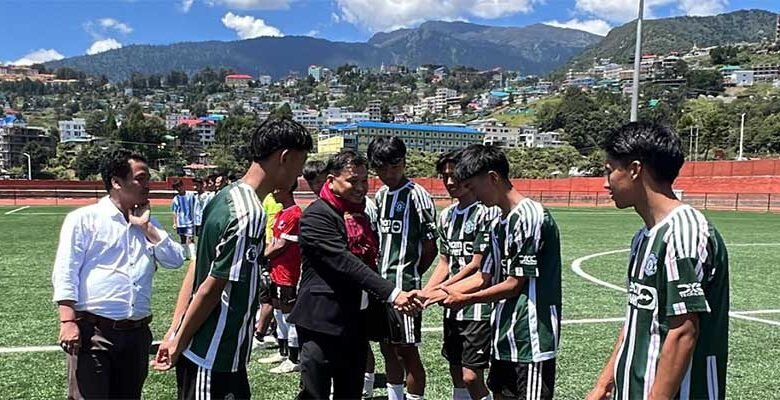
[418,238,438,275]
[420,253,450,303]
[442,275,524,310]
[264,236,290,259]
[163,260,196,341]
[586,327,625,400]
[439,253,485,287]
[648,314,700,400]
[153,275,228,371]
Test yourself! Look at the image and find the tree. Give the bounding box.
[21,142,54,178]
[271,103,293,119]
[710,46,739,65]
[686,70,724,94]
[165,70,189,87]
[380,105,394,123]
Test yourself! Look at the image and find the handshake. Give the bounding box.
[391,286,469,315]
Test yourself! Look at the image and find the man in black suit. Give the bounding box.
[289,150,422,400]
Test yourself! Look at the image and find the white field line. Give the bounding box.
[0,340,164,354]
[571,243,780,328]
[728,314,780,327]
[3,206,30,215]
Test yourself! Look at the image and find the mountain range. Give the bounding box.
[44,9,779,81]
[44,22,601,81]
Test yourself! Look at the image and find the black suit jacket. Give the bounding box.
[288,198,396,337]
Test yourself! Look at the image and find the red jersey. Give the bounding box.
[269,205,302,286]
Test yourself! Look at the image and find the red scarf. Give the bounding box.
[320,183,379,268]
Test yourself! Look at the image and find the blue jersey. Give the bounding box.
[172,192,196,228]
[193,192,213,226]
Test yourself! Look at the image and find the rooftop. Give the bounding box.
[356,121,481,135]
[225,74,253,79]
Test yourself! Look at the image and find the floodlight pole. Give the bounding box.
[22,152,31,180]
[630,0,645,122]
[738,113,746,160]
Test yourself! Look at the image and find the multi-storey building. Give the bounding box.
[58,118,90,143]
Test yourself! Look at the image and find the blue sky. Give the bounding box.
[5,0,780,65]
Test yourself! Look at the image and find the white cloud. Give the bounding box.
[678,0,727,16]
[335,0,539,32]
[221,12,283,39]
[306,30,320,37]
[98,18,133,34]
[574,0,676,23]
[573,0,728,23]
[207,0,291,10]
[330,12,341,24]
[180,0,194,12]
[86,38,123,55]
[544,18,612,36]
[10,49,65,66]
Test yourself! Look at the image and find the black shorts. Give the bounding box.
[270,283,297,306]
[195,225,202,237]
[384,305,421,345]
[487,359,557,400]
[176,356,250,400]
[441,319,491,370]
[363,297,387,342]
[258,269,273,305]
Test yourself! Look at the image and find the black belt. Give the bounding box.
[77,312,152,331]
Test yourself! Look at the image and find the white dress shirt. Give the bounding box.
[52,196,185,321]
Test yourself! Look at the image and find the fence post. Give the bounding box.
[14,189,17,206]
[735,193,740,211]
[595,192,599,207]
[55,187,59,206]
[768,193,772,213]
[540,191,544,203]
[567,191,572,207]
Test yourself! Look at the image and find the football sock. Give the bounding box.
[363,372,375,397]
[453,388,470,400]
[386,384,404,400]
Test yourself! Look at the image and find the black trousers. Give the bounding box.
[67,319,152,400]
[296,326,368,400]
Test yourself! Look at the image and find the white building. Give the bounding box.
[475,120,566,149]
[166,112,193,130]
[58,118,90,143]
[178,119,217,148]
[730,70,755,87]
[292,109,321,130]
[257,75,272,86]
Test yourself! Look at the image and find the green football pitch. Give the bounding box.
[1,205,779,399]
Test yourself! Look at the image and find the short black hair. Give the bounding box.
[326,148,368,175]
[601,122,684,184]
[367,136,406,168]
[193,177,203,184]
[454,144,510,182]
[248,117,313,162]
[436,150,460,175]
[100,148,147,193]
[172,179,183,189]
[302,160,327,182]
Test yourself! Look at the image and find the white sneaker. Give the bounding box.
[251,337,263,351]
[258,353,285,364]
[269,359,299,374]
[263,335,276,344]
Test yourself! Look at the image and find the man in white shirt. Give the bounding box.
[52,149,185,399]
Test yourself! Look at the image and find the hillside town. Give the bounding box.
[1,15,779,180]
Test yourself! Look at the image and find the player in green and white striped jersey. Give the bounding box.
[441,145,562,400]
[369,136,438,400]
[421,150,502,400]
[152,117,313,400]
[588,123,729,400]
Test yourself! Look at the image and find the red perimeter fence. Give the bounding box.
[2,160,780,211]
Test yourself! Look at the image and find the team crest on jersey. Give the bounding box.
[643,253,658,276]
[464,221,476,234]
[395,201,406,212]
[245,244,259,264]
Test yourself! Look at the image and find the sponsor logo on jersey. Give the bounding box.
[628,282,657,310]
[379,219,403,234]
[518,255,536,266]
[644,253,658,277]
[448,240,474,256]
[677,282,704,298]
[245,243,259,264]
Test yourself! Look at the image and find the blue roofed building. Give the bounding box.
[319,121,484,154]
